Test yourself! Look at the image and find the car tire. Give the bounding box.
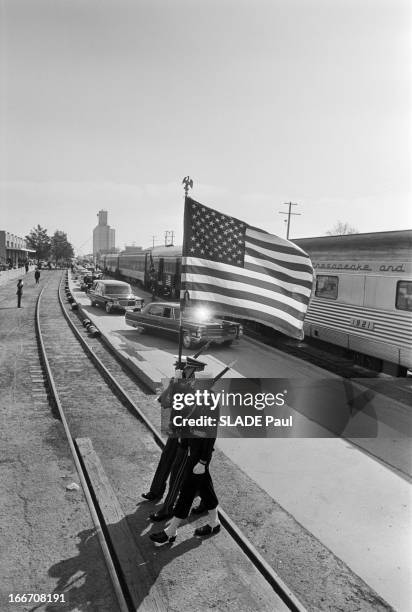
[182,332,192,349]
[105,302,112,314]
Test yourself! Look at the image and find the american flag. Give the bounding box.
[181,197,314,340]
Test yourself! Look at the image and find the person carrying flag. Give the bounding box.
[149,375,220,545]
[142,355,209,521]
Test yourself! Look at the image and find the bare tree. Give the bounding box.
[326,221,358,236]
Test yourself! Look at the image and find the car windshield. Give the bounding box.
[104,284,132,295]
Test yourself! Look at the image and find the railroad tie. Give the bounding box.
[76,437,167,612]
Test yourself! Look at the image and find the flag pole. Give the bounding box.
[178,176,193,368]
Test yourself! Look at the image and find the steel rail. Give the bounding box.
[35,279,130,612]
[59,274,308,612]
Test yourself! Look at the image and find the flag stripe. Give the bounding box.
[246,241,312,268]
[244,256,313,288]
[180,291,303,338]
[181,264,311,304]
[180,290,304,327]
[182,258,312,300]
[246,246,313,277]
[246,238,313,271]
[182,279,306,318]
[246,228,310,257]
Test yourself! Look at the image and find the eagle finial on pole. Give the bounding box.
[182,176,193,197]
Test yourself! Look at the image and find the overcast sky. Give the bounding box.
[1,0,410,254]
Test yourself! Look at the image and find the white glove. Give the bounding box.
[193,462,206,474]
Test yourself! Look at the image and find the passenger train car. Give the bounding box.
[100,245,182,298]
[100,230,412,375]
[294,231,412,375]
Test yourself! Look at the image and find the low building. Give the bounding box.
[0,230,35,269]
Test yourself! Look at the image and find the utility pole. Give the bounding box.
[151,235,157,248]
[164,230,174,246]
[279,202,301,239]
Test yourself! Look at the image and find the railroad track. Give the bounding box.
[35,271,307,612]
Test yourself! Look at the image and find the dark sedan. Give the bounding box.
[125,301,243,348]
[80,272,103,291]
[88,280,144,314]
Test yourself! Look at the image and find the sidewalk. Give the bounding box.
[0,265,34,286]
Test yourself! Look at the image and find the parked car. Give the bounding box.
[80,272,102,291]
[88,280,144,314]
[125,301,243,348]
[73,266,88,276]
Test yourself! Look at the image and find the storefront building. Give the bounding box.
[0,230,35,269]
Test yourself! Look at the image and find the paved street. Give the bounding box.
[0,271,119,612]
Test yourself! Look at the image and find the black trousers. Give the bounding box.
[161,443,189,513]
[173,467,218,520]
[149,438,183,498]
[17,294,22,307]
[150,438,191,514]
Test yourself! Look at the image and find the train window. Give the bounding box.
[315,275,338,299]
[396,281,412,311]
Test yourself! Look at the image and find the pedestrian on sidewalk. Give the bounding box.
[24,262,29,274]
[34,268,41,284]
[16,279,24,308]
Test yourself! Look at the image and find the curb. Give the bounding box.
[68,273,164,392]
[90,322,163,393]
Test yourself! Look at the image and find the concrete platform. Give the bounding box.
[69,273,244,391]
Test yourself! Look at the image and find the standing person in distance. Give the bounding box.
[16,279,24,308]
[34,268,41,284]
[24,261,29,274]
